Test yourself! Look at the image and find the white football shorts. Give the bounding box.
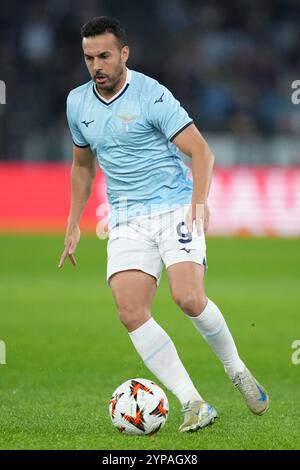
[107,205,207,286]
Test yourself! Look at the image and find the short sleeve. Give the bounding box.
[66,93,89,148]
[146,84,193,141]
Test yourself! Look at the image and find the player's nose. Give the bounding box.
[93,57,104,71]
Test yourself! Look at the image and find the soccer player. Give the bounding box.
[59,16,269,432]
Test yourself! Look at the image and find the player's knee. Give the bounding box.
[118,305,136,329]
[174,292,207,317]
[118,304,150,331]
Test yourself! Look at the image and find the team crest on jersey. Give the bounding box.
[118,114,138,123]
[117,114,138,132]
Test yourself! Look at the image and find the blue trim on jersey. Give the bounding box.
[92,83,130,106]
[169,120,193,142]
[73,141,90,148]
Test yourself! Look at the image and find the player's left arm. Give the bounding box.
[172,123,214,234]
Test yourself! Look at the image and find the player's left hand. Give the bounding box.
[185,202,210,235]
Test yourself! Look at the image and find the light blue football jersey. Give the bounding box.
[66,68,193,228]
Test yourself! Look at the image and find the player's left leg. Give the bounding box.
[167,261,269,416]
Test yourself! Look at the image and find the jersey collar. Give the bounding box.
[93,68,132,106]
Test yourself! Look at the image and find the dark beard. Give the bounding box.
[95,62,124,94]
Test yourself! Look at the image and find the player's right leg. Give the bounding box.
[107,224,216,432]
[107,222,216,432]
[109,270,205,408]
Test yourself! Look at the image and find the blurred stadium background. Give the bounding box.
[1,0,300,451]
[0,0,300,234]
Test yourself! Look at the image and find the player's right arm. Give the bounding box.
[58,145,97,268]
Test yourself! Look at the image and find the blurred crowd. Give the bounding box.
[0,0,300,163]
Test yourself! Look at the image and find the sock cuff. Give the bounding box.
[128,317,155,340]
[190,298,224,335]
[194,298,214,321]
[129,317,168,350]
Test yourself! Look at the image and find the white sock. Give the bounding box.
[129,317,203,405]
[191,299,245,379]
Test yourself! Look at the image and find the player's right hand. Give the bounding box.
[58,224,81,268]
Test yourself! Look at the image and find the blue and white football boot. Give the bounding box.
[232,367,269,415]
[178,400,218,432]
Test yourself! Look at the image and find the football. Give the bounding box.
[109,378,169,435]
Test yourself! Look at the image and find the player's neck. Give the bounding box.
[96,68,127,100]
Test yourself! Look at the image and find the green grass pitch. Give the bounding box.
[0,234,299,450]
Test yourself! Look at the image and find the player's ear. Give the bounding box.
[121,45,129,63]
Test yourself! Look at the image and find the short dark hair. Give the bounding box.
[81,16,127,49]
